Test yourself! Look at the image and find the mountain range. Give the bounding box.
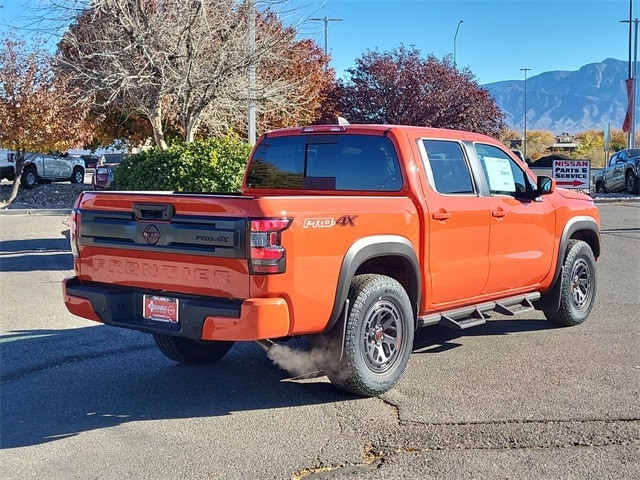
[483,58,631,134]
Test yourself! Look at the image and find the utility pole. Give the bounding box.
[520,68,531,161]
[310,16,343,59]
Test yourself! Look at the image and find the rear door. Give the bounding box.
[418,139,491,306]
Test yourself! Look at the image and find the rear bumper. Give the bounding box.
[62,277,291,341]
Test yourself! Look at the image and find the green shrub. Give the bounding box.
[114,133,251,192]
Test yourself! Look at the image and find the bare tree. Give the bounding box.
[56,0,323,149]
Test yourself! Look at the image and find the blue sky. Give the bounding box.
[298,0,632,84]
[0,0,634,85]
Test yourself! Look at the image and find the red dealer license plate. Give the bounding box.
[143,295,179,324]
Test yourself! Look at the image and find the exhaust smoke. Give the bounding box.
[265,340,335,379]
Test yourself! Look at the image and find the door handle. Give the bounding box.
[432,211,451,221]
[492,209,507,218]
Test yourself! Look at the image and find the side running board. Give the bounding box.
[417,292,541,330]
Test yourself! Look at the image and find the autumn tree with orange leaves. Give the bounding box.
[0,38,93,205]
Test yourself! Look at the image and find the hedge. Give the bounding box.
[113,133,251,192]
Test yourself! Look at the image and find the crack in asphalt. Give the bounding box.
[0,344,156,384]
[296,417,640,479]
[374,417,640,452]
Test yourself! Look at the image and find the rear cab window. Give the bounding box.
[246,134,402,191]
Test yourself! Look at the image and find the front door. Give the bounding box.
[474,143,556,294]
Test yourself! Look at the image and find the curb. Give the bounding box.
[592,196,640,204]
[0,208,71,216]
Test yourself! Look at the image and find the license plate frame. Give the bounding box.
[143,294,179,324]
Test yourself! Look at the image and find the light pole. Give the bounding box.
[310,16,343,58]
[520,68,531,160]
[453,20,464,66]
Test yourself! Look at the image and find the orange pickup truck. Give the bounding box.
[63,124,601,396]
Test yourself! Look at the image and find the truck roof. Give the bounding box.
[261,124,498,143]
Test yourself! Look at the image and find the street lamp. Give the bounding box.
[310,16,344,58]
[453,20,464,66]
[520,68,531,160]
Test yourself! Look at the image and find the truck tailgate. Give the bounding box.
[73,191,253,299]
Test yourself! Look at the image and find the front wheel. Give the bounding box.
[70,167,84,184]
[153,334,234,365]
[544,240,597,327]
[323,274,414,397]
[21,166,38,189]
[625,171,640,195]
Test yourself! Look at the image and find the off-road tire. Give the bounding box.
[153,334,234,365]
[21,166,38,189]
[544,240,597,327]
[324,274,414,397]
[70,166,84,184]
[595,181,606,194]
[625,171,639,195]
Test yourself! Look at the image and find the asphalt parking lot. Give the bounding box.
[0,201,638,479]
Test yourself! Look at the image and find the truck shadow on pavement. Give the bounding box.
[0,326,353,449]
[1,318,560,449]
[413,318,558,354]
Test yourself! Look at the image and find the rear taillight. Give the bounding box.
[70,208,80,257]
[248,218,291,274]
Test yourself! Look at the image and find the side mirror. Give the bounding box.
[537,175,555,195]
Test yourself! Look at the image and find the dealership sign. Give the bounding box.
[552,159,590,189]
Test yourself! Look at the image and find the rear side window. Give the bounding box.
[421,139,475,194]
[246,134,402,191]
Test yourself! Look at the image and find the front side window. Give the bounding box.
[475,143,534,197]
[246,134,402,191]
[420,139,475,195]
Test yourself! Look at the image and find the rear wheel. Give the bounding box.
[70,166,84,184]
[21,166,38,189]
[544,240,597,327]
[625,171,639,194]
[153,334,234,365]
[322,274,414,397]
[595,181,606,194]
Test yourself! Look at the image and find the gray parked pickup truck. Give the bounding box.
[593,149,640,195]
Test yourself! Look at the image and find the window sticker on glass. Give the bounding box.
[484,156,515,192]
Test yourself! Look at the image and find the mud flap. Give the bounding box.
[533,266,564,312]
